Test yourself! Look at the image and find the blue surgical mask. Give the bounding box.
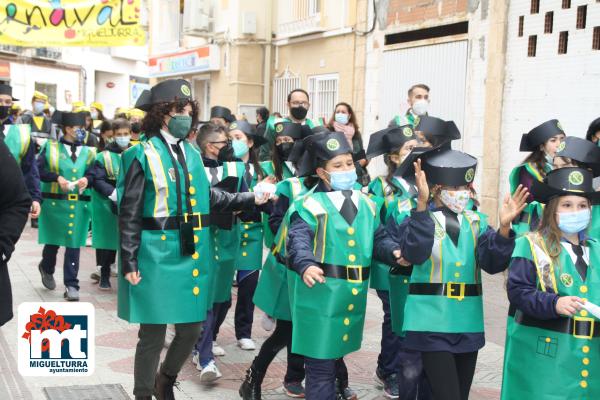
[76,128,86,143]
[335,113,349,125]
[232,139,249,158]
[558,209,591,234]
[33,101,45,115]
[115,136,131,148]
[327,168,357,191]
[596,140,600,148]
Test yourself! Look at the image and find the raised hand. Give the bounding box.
[499,184,529,228]
[414,159,429,211]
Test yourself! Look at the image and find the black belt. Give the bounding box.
[321,263,370,282]
[42,192,91,202]
[390,265,413,276]
[514,310,599,339]
[142,214,210,231]
[409,282,482,299]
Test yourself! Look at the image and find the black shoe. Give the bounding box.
[38,262,56,290]
[31,219,38,229]
[154,369,177,400]
[336,379,357,400]
[376,369,399,399]
[99,267,111,290]
[239,365,264,400]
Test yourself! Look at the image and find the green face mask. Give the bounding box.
[167,115,192,139]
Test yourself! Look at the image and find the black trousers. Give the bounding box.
[234,270,259,340]
[421,351,478,400]
[95,248,116,275]
[40,245,80,289]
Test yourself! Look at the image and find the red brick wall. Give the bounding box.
[387,0,468,26]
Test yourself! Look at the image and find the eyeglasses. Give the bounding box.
[209,140,229,145]
[289,101,309,107]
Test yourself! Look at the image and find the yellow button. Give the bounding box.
[581,380,588,389]
[52,202,56,206]
[545,337,551,343]
[215,255,219,260]
[188,173,193,180]
[72,168,77,173]
[454,272,460,278]
[342,334,348,342]
[343,318,350,326]
[583,358,590,365]
[70,205,75,209]
[244,224,249,229]
[580,285,588,293]
[582,370,589,378]
[190,199,197,207]
[347,304,354,311]
[403,279,409,283]
[583,346,590,353]
[68,230,72,234]
[455,261,461,267]
[193,287,200,296]
[194,235,199,243]
[347,227,355,235]
[242,252,247,257]
[161,235,166,241]
[69,214,74,218]
[351,288,358,295]
[348,240,355,247]
[581,310,588,317]
[192,252,199,260]
[71,177,77,181]
[189,187,196,195]
[192,269,199,277]
[242,241,247,246]
[348,254,356,262]
[68,223,73,227]
[244,233,249,238]
[215,246,218,251]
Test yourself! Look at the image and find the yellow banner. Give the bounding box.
[0,0,146,47]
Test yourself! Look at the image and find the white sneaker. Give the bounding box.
[191,350,199,366]
[237,338,256,351]
[212,341,226,357]
[110,263,118,277]
[90,265,101,282]
[199,360,222,383]
[261,314,275,331]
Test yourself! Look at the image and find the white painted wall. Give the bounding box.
[499,0,600,199]
[95,72,132,119]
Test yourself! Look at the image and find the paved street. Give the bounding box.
[0,226,508,400]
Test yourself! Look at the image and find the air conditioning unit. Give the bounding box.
[182,0,212,37]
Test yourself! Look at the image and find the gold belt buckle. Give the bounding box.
[67,194,78,201]
[573,316,594,339]
[346,265,362,283]
[184,212,202,230]
[446,282,465,301]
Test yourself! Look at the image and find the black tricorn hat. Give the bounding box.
[134,79,193,112]
[519,119,565,152]
[395,145,440,180]
[274,120,303,140]
[531,167,600,204]
[415,116,461,144]
[0,84,18,101]
[210,106,235,123]
[555,136,600,176]
[296,132,353,177]
[289,125,327,164]
[366,124,416,159]
[229,120,267,146]
[421,148,478,187]
[311,125,331,136]
[51,111,86,127]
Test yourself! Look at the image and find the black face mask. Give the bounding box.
[131,122,141,134]
[277,142,294,161]
[290,106,308,121]
[217,142,235,162]
[0,106,9,120]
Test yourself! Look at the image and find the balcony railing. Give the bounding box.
[34,47,62,60]
[0,44,24,55]
[277,0,323,38]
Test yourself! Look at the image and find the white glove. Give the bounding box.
[254,182,276,198]
[579,301,600,320]
[108,190,118,202]
[67,181,78,192]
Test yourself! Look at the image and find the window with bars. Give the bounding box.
[307,74,339,123]
[593,27,600,50]
[530,0,539,14]
[558,31,568,54]
[528,35,537,57]
[272,69,301,117]
[518,16,524,37]
[576,5,587,29]
[544,12,553,34]
[562,0,571,9]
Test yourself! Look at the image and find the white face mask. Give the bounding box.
[412,99,429,116]
[439,189,471,214]
[90,111,99,120]
[33,101,45,115]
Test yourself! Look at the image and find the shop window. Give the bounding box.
[528,35,537,57]
[544,12,553,34]
[558,31,568,54]
[307,74,339,123]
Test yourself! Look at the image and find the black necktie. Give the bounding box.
[340,190,358,225]
[244,164,253,187]
[70,144,78,162]
[442,208,461,247]
[171,144,185,167]
[209,167,219,186]
[571,244,588,281]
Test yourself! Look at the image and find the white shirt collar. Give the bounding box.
[160,129,179,145]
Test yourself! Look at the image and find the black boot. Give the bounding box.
[239,364,264,400]
[99,265,111,290]
[154,369,177,400]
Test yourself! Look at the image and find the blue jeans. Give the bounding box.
[305,357,336,400]
[376,290,401,376]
